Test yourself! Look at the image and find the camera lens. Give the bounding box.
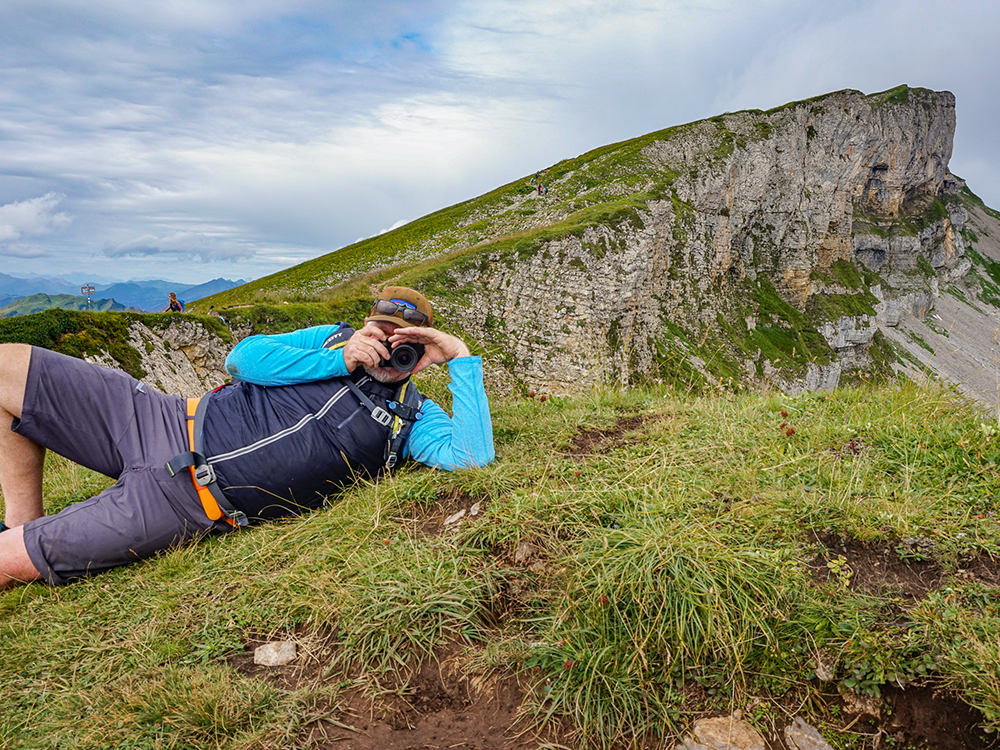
[389,343,424,372]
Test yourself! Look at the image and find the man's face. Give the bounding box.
[362,319,410,384]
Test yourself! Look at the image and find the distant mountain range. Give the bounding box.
[0,294,129,318]
[0,274,248,314]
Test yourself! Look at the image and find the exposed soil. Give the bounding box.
[230,639,539,749]
[228,623,341,694]
[840,684,1000,750]
[814,534,945,603]
[307,653,533,750]
[407,487,486,537]
[230,633,1000,750]
[567,414,649,457]
[887,684,998,749]
[813,533,1000,604]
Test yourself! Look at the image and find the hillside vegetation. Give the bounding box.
[3,378,1000,748]
[0,309,233,381]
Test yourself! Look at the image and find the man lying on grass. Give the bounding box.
[0,286,493,588]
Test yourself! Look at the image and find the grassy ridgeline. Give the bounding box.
[2,379,1000,748]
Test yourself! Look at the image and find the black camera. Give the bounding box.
[379,342,425,372]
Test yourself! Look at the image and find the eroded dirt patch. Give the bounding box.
[815,535,945,603]
[406,488,486,536]
[228,624,340,693]
[815,534,1000,604]
[228,629,1000,750]
[568,414,648,456]
[234,638,535,749]
[958,553,1000,586]
[844,684,1000,750]
[313,653,532,750]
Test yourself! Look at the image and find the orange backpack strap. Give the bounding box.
[166,396,248,527]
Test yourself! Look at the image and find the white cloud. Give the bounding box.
[0,193,71,243]
[104,231,254,262]
[1,243,51,259]
[380,219,408,235]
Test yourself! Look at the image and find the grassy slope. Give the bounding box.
[188,86,777,317]
[188,117,689,312]
[3,377,1000,749]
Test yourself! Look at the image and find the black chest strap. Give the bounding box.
[343,378,393,426]
[165,395,249,527]
[386,381,425,469]
[343,378,424,469]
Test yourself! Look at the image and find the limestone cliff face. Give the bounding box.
[437,87,971,395]
[85,319,231,397]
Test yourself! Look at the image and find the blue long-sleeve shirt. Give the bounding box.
[224,325,494,471]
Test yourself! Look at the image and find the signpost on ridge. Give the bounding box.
[81,284,95,311]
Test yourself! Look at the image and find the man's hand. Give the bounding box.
[342,323,392,372]
[386,326,471,375]
[343,321,473,375]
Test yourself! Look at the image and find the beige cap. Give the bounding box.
[368,286,434,328]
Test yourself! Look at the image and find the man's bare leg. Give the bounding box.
[0,527,42,587]
[0,344,45,525]
[0,344,44,587]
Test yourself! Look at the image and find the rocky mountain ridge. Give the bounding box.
[399,85,997,407]
[83,318,233,397]
[197,85,999,403]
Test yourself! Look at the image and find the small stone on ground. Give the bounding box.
[254,640,297,666]
[785,718,834,750]
[676,715,766,750]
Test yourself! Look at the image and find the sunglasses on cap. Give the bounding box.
[370,298,430,326]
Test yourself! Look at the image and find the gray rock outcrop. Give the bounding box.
[85,319,231,397]
[433,87,981,397]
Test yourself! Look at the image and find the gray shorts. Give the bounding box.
[12,347,233,585]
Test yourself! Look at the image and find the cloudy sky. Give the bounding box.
[1,0,997,285]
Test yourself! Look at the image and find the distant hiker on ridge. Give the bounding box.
[163,292,184,313]
[208,305,228,325]
[0,286,494,588]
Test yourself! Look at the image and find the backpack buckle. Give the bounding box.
[194,463,217,487]
[371,407,392,426]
